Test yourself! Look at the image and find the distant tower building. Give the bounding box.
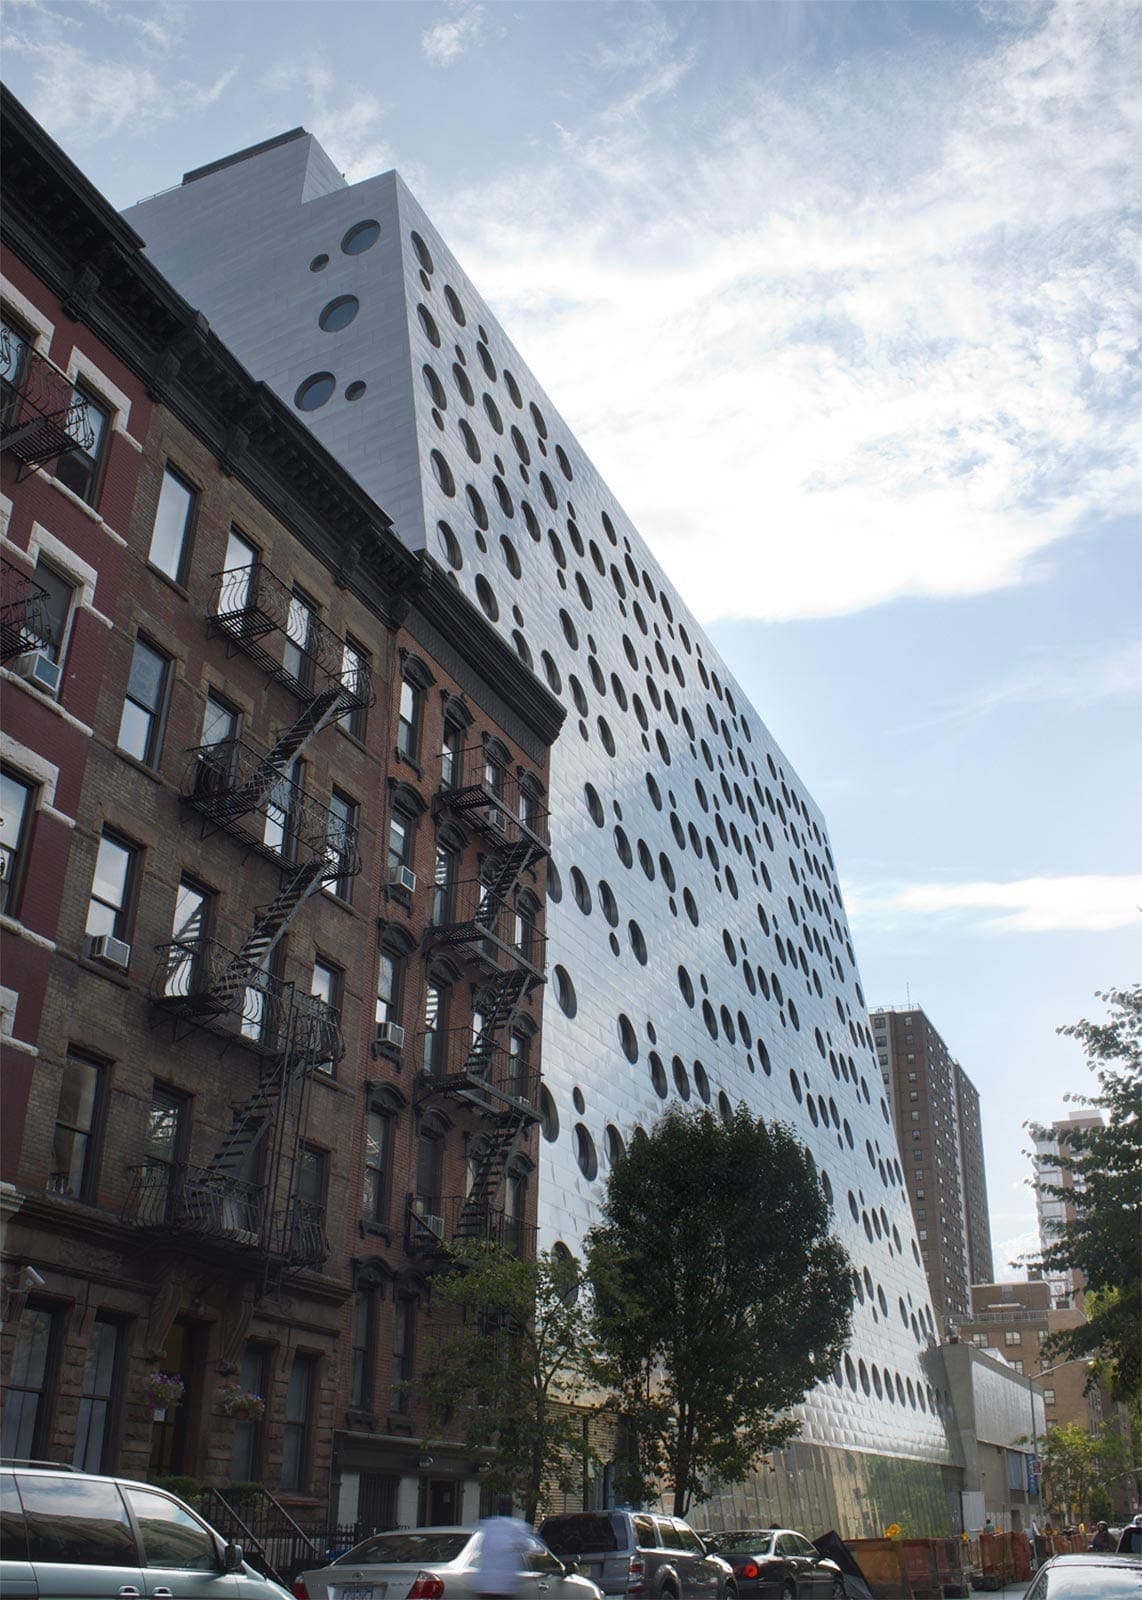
[871,1005,993,1325]
[1032,1113,1103,1307]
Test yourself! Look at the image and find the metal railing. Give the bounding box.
[416,1028,540,1107]
[405,1193,536,1259]
[438,745,550,849]
[427,879,547,976]
[1,325,94,468]
[152,937,343,1067]
[210,562,373,706]
[182,741,361,881]
[0,556,51,663]
[122,1163,327,1267]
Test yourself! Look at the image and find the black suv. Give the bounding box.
[539,1511,735,1600]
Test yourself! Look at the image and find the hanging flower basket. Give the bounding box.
[146,1372,185,1413]
[218,1383,266,1421]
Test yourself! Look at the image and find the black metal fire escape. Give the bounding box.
[0,555,49,663]
[411,750,549,1256]
[1,321,95,477]
[127,559,374,1274]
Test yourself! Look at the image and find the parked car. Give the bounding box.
[702,1530,842,1599]
[1025,1552,1142,1597]
[537,1510,735,1600]
[293,1525,606,1600]
[0,1459,293,1599]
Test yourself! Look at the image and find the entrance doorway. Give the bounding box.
[147,1318,201,1477]
[418,1477,458,1525]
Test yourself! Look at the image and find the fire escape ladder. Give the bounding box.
[455,1105,533,1234]
[475,838,542,928]
[197,682,351,826]
[209,859,329,1013]
[465,968,530,1080]
[209,1060,289,1178]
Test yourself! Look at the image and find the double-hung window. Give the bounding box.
[219,527,258,612]
[0,768,36,915]
[326,790,357,899]
[148,467,197,584]
[0,1302,61,1457]
[264,759,303,858]
[388,806,415,887]
[422,980,447,1075]
[30,556,74,667]
[391,1297,416,1415]
[432,843,456,925]
[340,636,368,738]
[375,949,402,1037]
[282,588,316,688]
[50,1049,104,1199]
[396,677,421,761]
[310,958,342,1076]
[363,1107,392,1223]
[165,878,211,999]
[55,384,110,507]
[117,636,171,766]
[72,1317,121,1471]
[280,1353,317,1492]
[85,832,137,945]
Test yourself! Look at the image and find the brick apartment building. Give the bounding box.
[1,88,562,1551]
[870,1004,993,1326]
[1032,1113,1103,1308]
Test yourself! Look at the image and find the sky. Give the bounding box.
[3,0,1139,1277]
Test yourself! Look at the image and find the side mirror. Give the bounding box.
[563,1557,583,1575]
[224,1542,245,1573]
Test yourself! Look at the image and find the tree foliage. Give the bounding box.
[1039,1420,1130,1525]
[584,1104,854,1515]
[418,1245,597,1523]
[1028,985,1142,1402]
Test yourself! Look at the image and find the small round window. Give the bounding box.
[294,371,336,411]
[309,253,329,272]
[344,380,367,402]
[319,295,360,332]
[341,219,380,255]
[574,1124,598,1181]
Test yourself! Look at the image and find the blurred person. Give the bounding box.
[474,1496,532,1600]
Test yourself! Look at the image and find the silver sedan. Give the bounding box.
[293,1526,606,1600]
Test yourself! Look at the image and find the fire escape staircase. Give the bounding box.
[139,558,371,1268]
[415,751,551,1248]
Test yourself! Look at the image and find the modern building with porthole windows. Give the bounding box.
[124,129,964,1533]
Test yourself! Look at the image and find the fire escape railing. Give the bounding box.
[0,556,51,663]
[405,1192,537,1260]
[210,561,374,709]
[182,740,360,880]
[426,878,547,979]
[152,936,343,1068]
[1,325,94,471]
[121,1161,327,1268]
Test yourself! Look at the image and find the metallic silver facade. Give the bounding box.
[125,139,956,1472]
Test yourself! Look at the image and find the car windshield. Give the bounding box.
[718,1534,776,1556]
[541,1516,625,1554]
[334,1533,472,1566]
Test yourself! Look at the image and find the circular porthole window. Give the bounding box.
[410,230,434,273]
[574,1124,598,1181]
[319,295,360,332]
[294,371,336,411]
[539,1085,559,1143]
[341,219,380,255]
[309,253,329,272]
[554,965,577,1018]
[344,380,367,402]
[429,449,456,496]
[418,304,442,347]
[475,574,499,621]
[436,520,462,569]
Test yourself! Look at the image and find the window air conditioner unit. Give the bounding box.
[375,1021,406,1050]
[419,1211,445,1240]
[482,805,510,834]
[389,865,417,893]
[12,649,62,694]
[87,933,131,970]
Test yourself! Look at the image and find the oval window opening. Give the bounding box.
[341,219,381,255]
[319,295,360,332]
[295,371,336,411]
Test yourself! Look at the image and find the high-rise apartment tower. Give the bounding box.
[871,1005,993,1325]
[1033,1113,1103,1307]
[123,131,958,1531]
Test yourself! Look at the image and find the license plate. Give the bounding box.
[333,1585,382,1600]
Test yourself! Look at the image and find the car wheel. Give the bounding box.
[831,1581,845,1598]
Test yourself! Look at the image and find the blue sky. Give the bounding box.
[3,0,1138,1274]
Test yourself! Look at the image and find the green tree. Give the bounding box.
[1027,985,1142,1403]
[418,1245,598,1523]
[1039,1420,1130,1525]
[585,1104,854,1515]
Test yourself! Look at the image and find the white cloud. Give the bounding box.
[421,2,487,68]
[441,0,1140,623]
[260,58,395,183]
[905,640,1142,732]
[843,874,1142,934]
